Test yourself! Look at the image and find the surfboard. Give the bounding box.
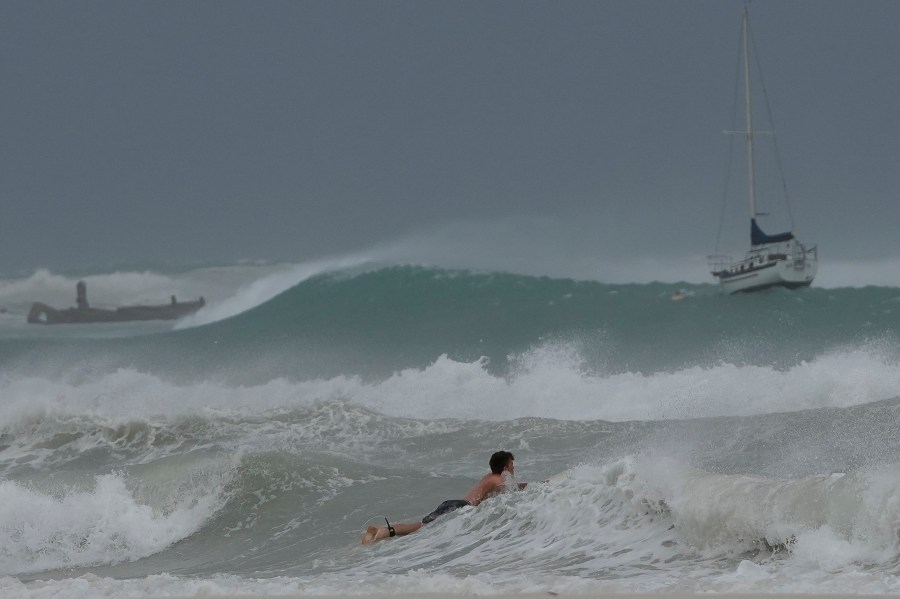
[545,469,570,484]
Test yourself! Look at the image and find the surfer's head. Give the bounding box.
[489,451,515,474]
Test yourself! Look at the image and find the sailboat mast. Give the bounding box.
[742,6,757,220]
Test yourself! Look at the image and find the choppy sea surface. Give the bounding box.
[2,260,900,598]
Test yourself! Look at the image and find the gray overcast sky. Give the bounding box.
[2,1,898,276]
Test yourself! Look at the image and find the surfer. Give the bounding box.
[361,450,528,544]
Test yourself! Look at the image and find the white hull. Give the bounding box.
[710,243,817,294]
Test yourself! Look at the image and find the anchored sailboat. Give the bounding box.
[708,6,817,294]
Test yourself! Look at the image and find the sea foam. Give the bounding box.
[0,472,226,576]
[2,343,899,430]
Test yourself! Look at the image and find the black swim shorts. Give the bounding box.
[421,499,471,524]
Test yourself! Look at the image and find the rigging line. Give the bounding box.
[714,15,745,255]
[747,12,797,230]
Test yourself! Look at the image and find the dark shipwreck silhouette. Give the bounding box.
[28,280,205,324]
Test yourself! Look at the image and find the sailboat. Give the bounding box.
[708,6,817,294]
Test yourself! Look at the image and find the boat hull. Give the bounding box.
[27,298,205,324]
[712,249,817,294]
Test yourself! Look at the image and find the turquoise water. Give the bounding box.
[4,265,900,381]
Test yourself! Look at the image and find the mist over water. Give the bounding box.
[2,257,900,597]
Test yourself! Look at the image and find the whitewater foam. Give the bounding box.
[8,455,900,596]
[0,471,227,576]
[2,343,899,433]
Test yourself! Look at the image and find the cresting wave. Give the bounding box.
[0,472,228,576]
[2,344,900,428]
[6,265,899,387]
[2,350,900,585]
[7,453,900,594]
[357,457,900,579]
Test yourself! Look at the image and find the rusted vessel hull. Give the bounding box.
[27,299,205,324]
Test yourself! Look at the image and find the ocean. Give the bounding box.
[2,260,900,597]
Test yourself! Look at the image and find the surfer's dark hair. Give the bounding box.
[489,451,515,474]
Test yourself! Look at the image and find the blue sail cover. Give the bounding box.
[751,218,794,246]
